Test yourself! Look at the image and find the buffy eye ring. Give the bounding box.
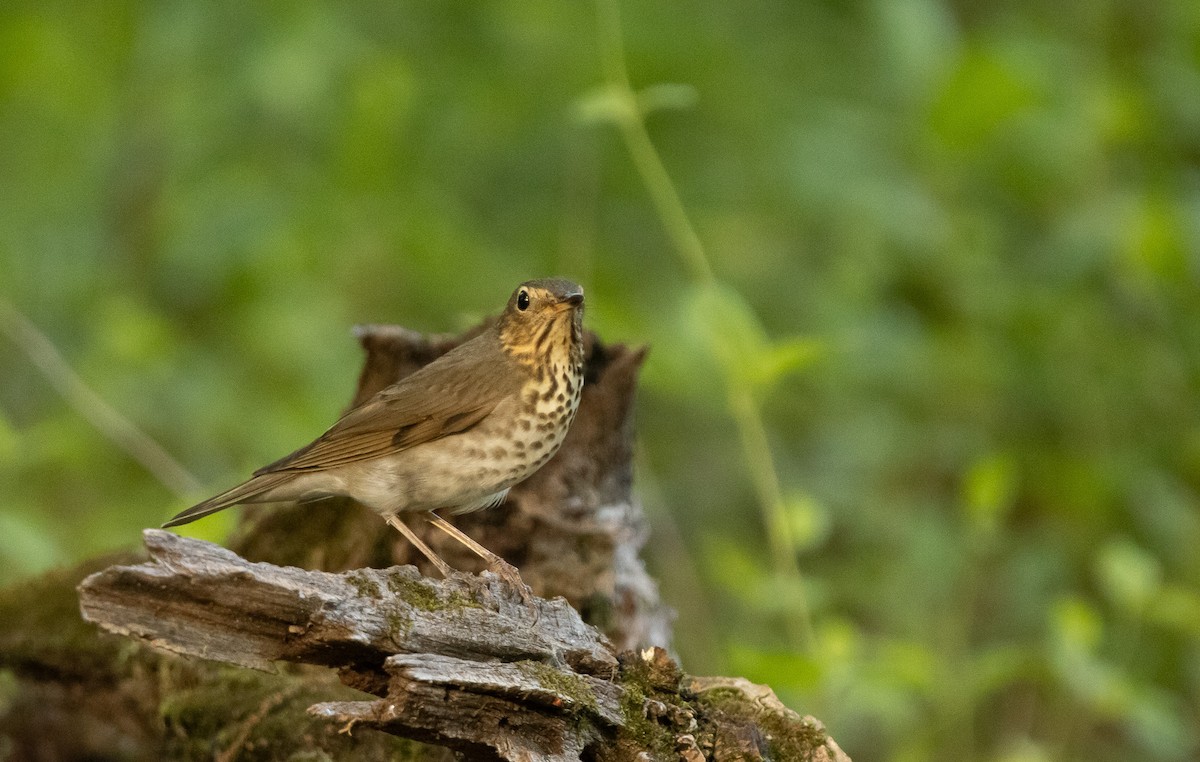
[517,290,530,311]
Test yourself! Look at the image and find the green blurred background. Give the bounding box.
[2,1,1199,759]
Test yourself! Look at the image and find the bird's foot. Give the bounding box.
[487,558,534,605]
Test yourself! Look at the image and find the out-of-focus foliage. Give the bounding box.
[1,1,1198,759]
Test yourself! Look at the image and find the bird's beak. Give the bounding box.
[558,290,584,308]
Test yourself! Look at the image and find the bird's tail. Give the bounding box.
[162,472,294,528]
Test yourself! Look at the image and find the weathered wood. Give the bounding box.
[79,530,616,677]
[309,654,623,761]
[78,531,623,758]
[79,532,849,761]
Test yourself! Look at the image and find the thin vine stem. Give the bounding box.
[728,388,816,649]
[0,298,202,499]
[594,0,814,651]
[595,0,713,285]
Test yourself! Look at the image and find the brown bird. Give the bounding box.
[164,278,586,592]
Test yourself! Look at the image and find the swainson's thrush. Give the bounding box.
[164,278,586,592]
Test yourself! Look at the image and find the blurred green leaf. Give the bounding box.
[684,282,817,394]
[96,295,174,364]
[876,640,937,693]
[962,452,1017,537]
[575,82,696,126]
[726,643,822,692]
[636,83,698,115]
[701,533,768,599]
[0,410,18,465]
[686,281,767,375]
[929,43,1040,149]
[1095,539,1162,617]
[816,618,863,667]
[1051,596,1103,657]
[992,739,1054,762]
[1121,192,1188,284]
[968,644,1040,701]
[783,491,830,553]
[1123,685,1195,759]
[1145,584,1200,635]
[0,511,65,583]
[573,84,638,126]
[748,337,824,390]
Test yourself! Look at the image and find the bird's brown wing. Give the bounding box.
[254,333,520,475]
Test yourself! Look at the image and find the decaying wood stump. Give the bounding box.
[0,322,849,760]
[77,530,845,761]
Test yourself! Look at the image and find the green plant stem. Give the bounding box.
[595,0,813,652]
[595,0,713,285]
[728,388,816,650]
[615,117,714,284]
[0,298,202,498]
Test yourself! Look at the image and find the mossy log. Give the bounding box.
[0,323,848,760]
[78,531,846,761]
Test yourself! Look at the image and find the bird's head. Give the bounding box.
[497,278,584,365]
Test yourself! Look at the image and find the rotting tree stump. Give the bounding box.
[0,323,849,761]
[78,530,846,760]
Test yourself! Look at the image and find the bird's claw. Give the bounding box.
[488,559,535,606]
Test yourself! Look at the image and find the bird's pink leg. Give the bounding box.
[385,514,454,578]
[424,513,532,602]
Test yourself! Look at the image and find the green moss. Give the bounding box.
[693,687,830,761]
[386,574,439,609]
[762,715,830,761]
[384,608,412,637]
[160,667,427,761]
[159,668,278,744]
[0,554,143,681]
[616,681,675,756]
[345,571,382,599]
[606,652,685,755]
[384,570,478,612]
[520,660,599,715]
[618,648,682,694]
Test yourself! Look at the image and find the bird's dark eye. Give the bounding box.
[517,290,530,311]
